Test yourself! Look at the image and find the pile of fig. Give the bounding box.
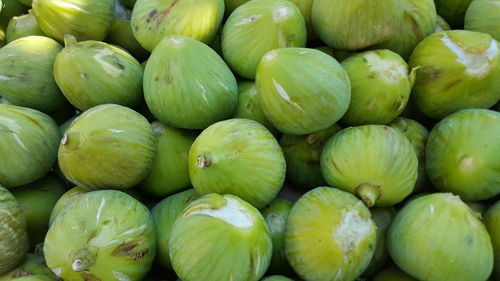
[0,0,499,281]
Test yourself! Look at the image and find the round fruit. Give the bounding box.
[169,194,272,281]
[188,119,286,209]
[288,0,315,39]
[6,10,44,43]
[484,200,500,279]
[434,0,473,27]
[0,104,60,188]
[465,0,500,41]
[131,0,224,52]
[58,104,156,190]
[285,187,377,281]
[321,125,418,207]
[144,35,238,129]
[340,50,414,125]
[0,0,28,42]
[48,186,88,226]
[409,30,500,119]
[372,266,417,281]
[435,15,451,32]
[256,48,351,135]
[387,193,493,281]
[105,18,149,61]
[426,109,500,200]
[222,0,307,79]
[0,253,56,281]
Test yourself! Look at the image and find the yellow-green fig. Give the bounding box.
[106,18,149,61]
[484,200,500,279]
[49,186,88,226]
[0,253,57,281]
[288,0,315,39]
[465,0,500,41]
[0,0,28,42]
[435,14,451,32]
[6,10,44,43]
[11,276,55,281]
[372,266,417,281]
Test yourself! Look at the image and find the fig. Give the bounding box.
[261,276,294,281]
[44,190,156,281]
[0,36,66,113]
[58,104,156,190]
[48,186,88,226]
[256,48,351,135]
[434,0,473,27]
[288,0,315,39]
[0,186,29,275]
[280,124,342,190]
[32,0,115,41]
[315,46,356,63]
[426,109,500,200]
[321,125,418,207]
[435,15,451,32]
[372,266,417,281]
[465,0,500,41]
[106,18,149,61]
[140,123,196,197]
[387,193,493,281]
[54,35,143,111]
[0,0,28,42]
[312,0,404,50]
[6,10,44,43]
[151,189,200,269]
[409,30,500,119]
[131,0,224,52]
[144,35,238,129]
[0,104,60,188]
[466,201,487,218]
[221,0,307,79]
[484,200,500,279]
[224,0,249,13]
[0,253,56,281]
[285,187,377,281]
[169,194,272,281]
[340,50,414,125]
[12,276,54,281]
[188,119,286,209]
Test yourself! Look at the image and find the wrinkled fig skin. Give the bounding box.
[222,0,307,79]
[189,119,286,209]
[0,0,28,41]
[280,124,342,190]
[0,186,29,275]
[0,253,57,281]
[312,0,404,51]
[106,18,149,61]
[44,190,157,281]
[139,122,196,197]
[144,35,238,130]
[285,187,377,281]
[169,194,272,281]
[484,201,500,279]
[340,50,414,126]
[6,10,45,43]
[387,193,494,281]
[131,0,224,52]
[261,276,294,281]
[426,109,500,201]
[0,36,66,113]
[434,0,473,28]
[256,48,351,135]
[321,125,418,207]
[54,35,143,111]
[58,104,156,190]
[409,30,500,120]
[465,0,500,42]
[0,105,60,188]
[435,14,451,32]
[32,0,115,42]
[372,266,417,281]
[151,189,200,269]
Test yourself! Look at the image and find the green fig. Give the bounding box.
[169,194,272,281]
[261,276,294,281]
[6,10,44,42]
[434,0,473,28]
[372,266,417,281]
[288,0,315,39]
[188,119,286,209]
[0,104,60,188]
[131,0,224,52]
[0,253,56,281]
[387,193,493,281]
[0,0,28,41]
[144,35,238,129]
[426,109,500,201]
[435,14,451,32]
[285,187,377,281]
[466,201,487,218]
[44,190,156,281]
[221,0,307,79]
[49,186,88,226]
[106,18,149,61]
[256,48,351,135]
[465,0,500,41]
[58,104,156,190]
[12,276,55,281]
[484,200,500,279]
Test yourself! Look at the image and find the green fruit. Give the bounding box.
[151,189,200,269]
[44,190,156,281]
[10,174,65,247]
[222,0,307,79]
[49,186,87,226]
[169,194,272,281]
[0,105,60,188]
[280,124,342,190]
[484,200,500,279]
[434,0,473,27]
[144,35,238,129]
[387,193,493,281]
[372,266,417,281]
[256,48,351,135]
[131,0,224,52]
[285,187,377,281]
[340,50,414,125]
[288,0,315,39]
[261,198,293,274]
[389,117,430,193]
[54,35,143,111]
[435,15,451,32]
[0,186,29,275]
[12,276,55,281]
[6,10,44,42]
[466,201,487,218]
[0,36,66,113]
[465,0,500,41]
[321,125,418,207]
[261,276,294,281]
[188,119,286,209]
[0,0,28,41]
[0,253,56,281]
[32,0,115,41]
[426,109,500,201]
[409,30,500,119]
[312,0,404,50]
[58,104,156,190]
[106,18,149,61]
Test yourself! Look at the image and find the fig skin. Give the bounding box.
[48,187,88,226]
[0,0,28,42]
[435,14,451,32]
[464,0,500,42]
[434,0,473,28]
[6,10,45,43]
[0,253,57,281]
[484,200,500,279]
[105,17,149,61]
[372,266,417,281]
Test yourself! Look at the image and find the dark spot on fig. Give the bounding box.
[156,0,180,27]
[465,236,474,245]
[368,73,376,79]
[419,66,442,82]
[164,73,173,83]
[134,25,139,32]
[81,272,101,281]
[147,9,157,23]
[409,16,423,40]
[443,79,461,91]
[12,270,33,277]
[81,73,89,80]
[155,75,160,82]
[112,242,139,256]
[129,249,150,261]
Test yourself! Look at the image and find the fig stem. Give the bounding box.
[356,183,381,207]
[196,155,211,169]
[61,132,83,150]
[64,34,78,48]
[71,249,95,272]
